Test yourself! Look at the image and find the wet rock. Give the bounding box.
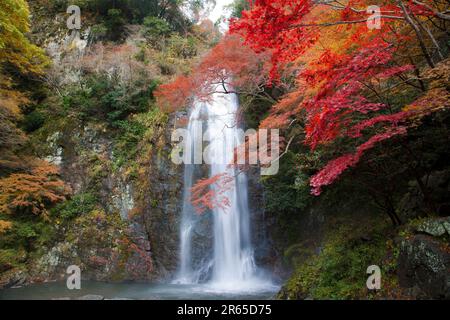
[141,113,184,278]
[247,167,273,269]
[77,294,105,300]
[398,234,450,299]
[0,269,27,289]
[276,282,307,300]
[416,217,450,237]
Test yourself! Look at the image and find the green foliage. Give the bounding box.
[0,215,57,259]
[0,248,26,272]
[51,193,97,221]
[112,119,146,171]
[143,16,172,43]
[166,34,198,59]
[90,23,108,41]
[280,220,395,299]
[112,108,168,174]
[15,222,38,240]
[104,9,127,41]
[260,150,322,246]
[240,95,273,130]
[0,0,50,74]
[226,0,251,18]
[263,151,313,214]
[62,73,159,126]
[22,110,45,133]
[51,0,193,33]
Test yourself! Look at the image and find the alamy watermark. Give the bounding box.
[66,5,81,30]
[66,265,81,290]
[367,6,382,30]
[171,127,280,176]
[366,265,381,290]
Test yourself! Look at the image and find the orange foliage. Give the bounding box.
[155,34,271,111]
[155,75,198,112]
[118,236,153,274]
[0,161,71,218]
[190,173,235,214]
[0,219,12,234]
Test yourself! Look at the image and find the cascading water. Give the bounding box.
[177,103,203,284]
[206,91,256,289]
[175,89,272,292]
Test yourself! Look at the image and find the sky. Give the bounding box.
[208,0,235,23]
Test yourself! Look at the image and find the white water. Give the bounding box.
[177,102,202,283]
[176,90,273,292]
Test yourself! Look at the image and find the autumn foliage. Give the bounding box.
[0,161,71,218]
[0,220,12,234]
[155,34,271,110]
[190,173,235,214]
[0,0,50,173]
[230,0,450,196]
[157,0,449,219]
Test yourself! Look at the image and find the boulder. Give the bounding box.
[398,234,450,299]
[416,217,450,237]
[0,269,27,289]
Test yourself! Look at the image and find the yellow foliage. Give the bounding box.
[0,219,12,234]
[403,59,450,125]
[0,0,50,172]
[0,0,50,75]
[420,58,450,90]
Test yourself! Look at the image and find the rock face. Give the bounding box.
[140,114,184,280]
[0,269,27,289]
[416,217,450,237]
[398,218,450,299]
[31,117,182,283]
[398,170,450,219]
[1,4,271,288]
[247,167,275,270]
[7,5,181,284]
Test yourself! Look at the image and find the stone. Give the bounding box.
[398,234,450,299]
[0,269,27,289]
[77,294,104,300]
[442,219,450,235]
[416,217,450,237]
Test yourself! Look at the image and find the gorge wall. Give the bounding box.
[0,3,273,288]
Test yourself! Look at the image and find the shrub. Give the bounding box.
[166,34,198,59]
[280,221,393,299]
[23,110,45,133]
[104,9,126,41]
[143,16,171,44]
[0,248,25,272]
[0,161,71,218]
[0,220,12,234]
[90,23,108,41]
[51,193,97,221]
[63,74,158,126]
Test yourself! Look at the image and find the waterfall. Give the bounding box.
[176,89,267,291]
[206,91,256,288]
[177,102,202,283]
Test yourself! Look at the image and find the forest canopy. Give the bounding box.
[157,0,450,225]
